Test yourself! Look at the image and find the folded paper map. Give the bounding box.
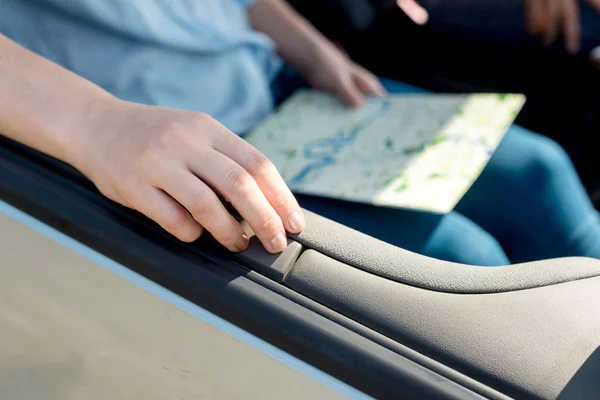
[245,90,526,213]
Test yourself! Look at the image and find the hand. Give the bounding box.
[303,42,386,107]
[73,99,305,253]
[525,0,600,54]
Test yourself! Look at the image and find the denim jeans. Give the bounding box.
[271,72,600,265]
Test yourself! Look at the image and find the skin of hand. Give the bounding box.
[78,100,305,253]
[303,43,386,107]
[250,0,386,107]
[525,0,600,54]
[0,34,304,254]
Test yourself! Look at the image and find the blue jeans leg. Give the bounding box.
[456,125,600,262]
[296,194,510,266]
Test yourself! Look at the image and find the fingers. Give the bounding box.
[212,134,305,235]
[337,65,385,106]
[156,168,250,252]
[543,0,560,46]
[188,148,289,253]
[525,0,581,53]
[525,0,546,37]
[337,76,365,107]
[353,67,386,97]
[396,0,429,25]
[129,185,204,243]
[562,0,581,54]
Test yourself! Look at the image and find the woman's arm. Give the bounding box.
[0,34,304,253]
[248,0,427,75]
[248,0,334,77]
[248,0,386,106]
[0,34,111,170]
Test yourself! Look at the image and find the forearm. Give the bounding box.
[0,34,114,169]
[248,0,334,75]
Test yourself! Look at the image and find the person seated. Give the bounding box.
[1,0,599,266]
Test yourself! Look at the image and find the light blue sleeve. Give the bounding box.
[236,0,257,8]
[27,0,238,49]
[32,0,145,27]
[29,0,192,40]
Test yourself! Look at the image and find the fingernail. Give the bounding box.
[269,232,287,253]
[234,232,250,252]
[288,210,305,232]
[414,9,429,25]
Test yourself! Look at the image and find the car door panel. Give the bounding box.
[1,135,598,399]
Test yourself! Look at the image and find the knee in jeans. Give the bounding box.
[423,214,509,266]
[519,135,573,186]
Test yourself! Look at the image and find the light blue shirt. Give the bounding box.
[0,0,283,133]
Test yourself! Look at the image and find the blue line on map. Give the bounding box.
[287,98,392,186]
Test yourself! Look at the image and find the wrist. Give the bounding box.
[61,92,120,176]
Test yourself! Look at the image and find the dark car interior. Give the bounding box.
[1,1,600,399]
